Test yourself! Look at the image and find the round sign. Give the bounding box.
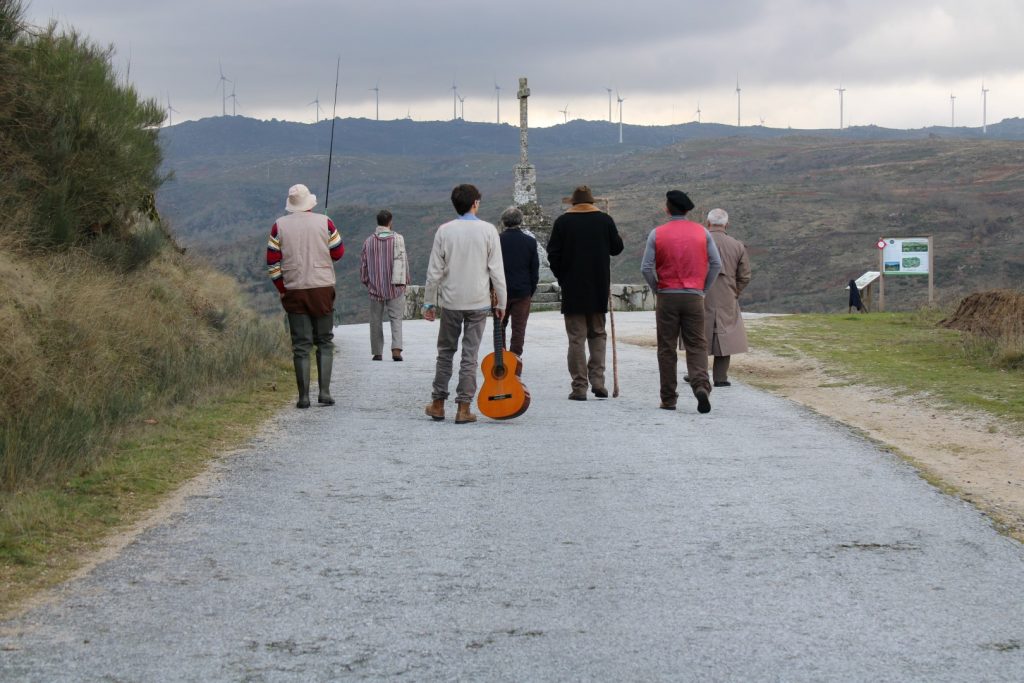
[876,239,886,249]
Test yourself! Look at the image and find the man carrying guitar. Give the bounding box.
[423,184,507,424]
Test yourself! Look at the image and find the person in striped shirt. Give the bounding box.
[359,209,411,361]
[266,184,344,409]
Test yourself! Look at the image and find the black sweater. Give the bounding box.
[499,228,539,299]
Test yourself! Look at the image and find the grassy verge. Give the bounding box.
[0,361,293,617]
[746,311,1024,425]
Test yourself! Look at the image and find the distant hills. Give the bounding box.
[162,115,1024,162]
[156,116,1024,321]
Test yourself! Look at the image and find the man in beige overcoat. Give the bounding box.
[703,208,751,386]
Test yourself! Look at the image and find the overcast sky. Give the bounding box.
[27,0,1024,130]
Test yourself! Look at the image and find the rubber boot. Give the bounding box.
[316,347,334,405]
[425,398,445,421]
[294,357,311,409]
[455,401,477,424]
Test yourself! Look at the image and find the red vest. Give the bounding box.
[654,219,709,290]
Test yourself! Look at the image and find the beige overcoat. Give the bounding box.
[704,226,751,356]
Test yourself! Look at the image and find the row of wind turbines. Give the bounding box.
[304,78,999,135]
[303,79,633,142]
[166,61,240,126]
[169,66,1001,137]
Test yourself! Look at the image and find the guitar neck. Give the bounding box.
[492,311,504,370]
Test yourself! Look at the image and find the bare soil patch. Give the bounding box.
[940,289,1024,340]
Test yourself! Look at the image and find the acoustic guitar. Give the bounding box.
[477,309,530,420]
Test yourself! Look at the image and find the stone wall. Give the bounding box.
[403,283,655,319]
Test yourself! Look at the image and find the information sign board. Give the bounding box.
[881,238,930,275]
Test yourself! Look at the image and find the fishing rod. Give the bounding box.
[324,56,341,214]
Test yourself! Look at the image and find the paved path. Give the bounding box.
[2,312,1023,681]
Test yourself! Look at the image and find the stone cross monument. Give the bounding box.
[513,77,553,281]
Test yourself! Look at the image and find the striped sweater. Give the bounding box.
[359,228,410,301]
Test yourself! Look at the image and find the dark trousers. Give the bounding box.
[713,355,731,383]
[287,313,334,362]
[501,296,532,356]
[656,293,709,404]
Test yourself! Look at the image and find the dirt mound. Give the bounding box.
[940,290,1024,338]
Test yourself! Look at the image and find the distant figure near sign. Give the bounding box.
[848,280,865,312]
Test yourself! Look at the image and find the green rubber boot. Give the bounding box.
[294,357,311,409]
[316,347,334,406]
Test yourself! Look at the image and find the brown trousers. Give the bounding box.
[563,313,607,395]
[656,293,710,404]
[501,296,532,356]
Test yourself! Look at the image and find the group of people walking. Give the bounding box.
[266,182,750,418]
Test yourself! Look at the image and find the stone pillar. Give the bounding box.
[513,76,554,282]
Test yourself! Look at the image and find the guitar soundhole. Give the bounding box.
[492,366,507,380]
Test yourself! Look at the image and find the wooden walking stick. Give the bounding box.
[609,290,620,398]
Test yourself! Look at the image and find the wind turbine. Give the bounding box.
[166,94,179,127]
[369,81,380,121]
[606,87,613,122]
[836,84,846,129]
[950,93,956,127]
[450,80,458,120]
[215,61,231,117]
[982,82,990,134]
[559,104,569,124]
[695,100,701,124]
[735,75,741,127]
[457,93,465,120]
[617,91,625,143]
[494,80,501,124]
[228,82,239,116]
[308,92,322,123]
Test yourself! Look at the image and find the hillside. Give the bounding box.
[156,117,1024,321]
[0,1,286,490]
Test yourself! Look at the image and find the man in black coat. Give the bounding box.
[498,206,539,356]
[546,185,624,400]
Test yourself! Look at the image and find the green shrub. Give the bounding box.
[0,0,165,249]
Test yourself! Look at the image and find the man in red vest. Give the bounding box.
[640,191,722,413]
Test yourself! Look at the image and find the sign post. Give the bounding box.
[928,236,934,304]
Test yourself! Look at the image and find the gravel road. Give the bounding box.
[2,311,1022,681]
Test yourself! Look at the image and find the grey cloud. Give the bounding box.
[26,0,1024,124]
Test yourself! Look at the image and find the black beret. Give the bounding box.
[666,190,695,213]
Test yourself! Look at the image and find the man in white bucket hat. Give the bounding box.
[266,184,344,408]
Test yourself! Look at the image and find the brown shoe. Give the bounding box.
[392,349,403,361]
[425,398,445,421]
[659,402,677,410]
[454,401,477,424]
[372,354,383,361]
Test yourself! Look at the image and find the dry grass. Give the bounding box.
[941,290,1024,370]
[0,247,288,489]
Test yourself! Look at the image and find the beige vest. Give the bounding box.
[277,211,336,290]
